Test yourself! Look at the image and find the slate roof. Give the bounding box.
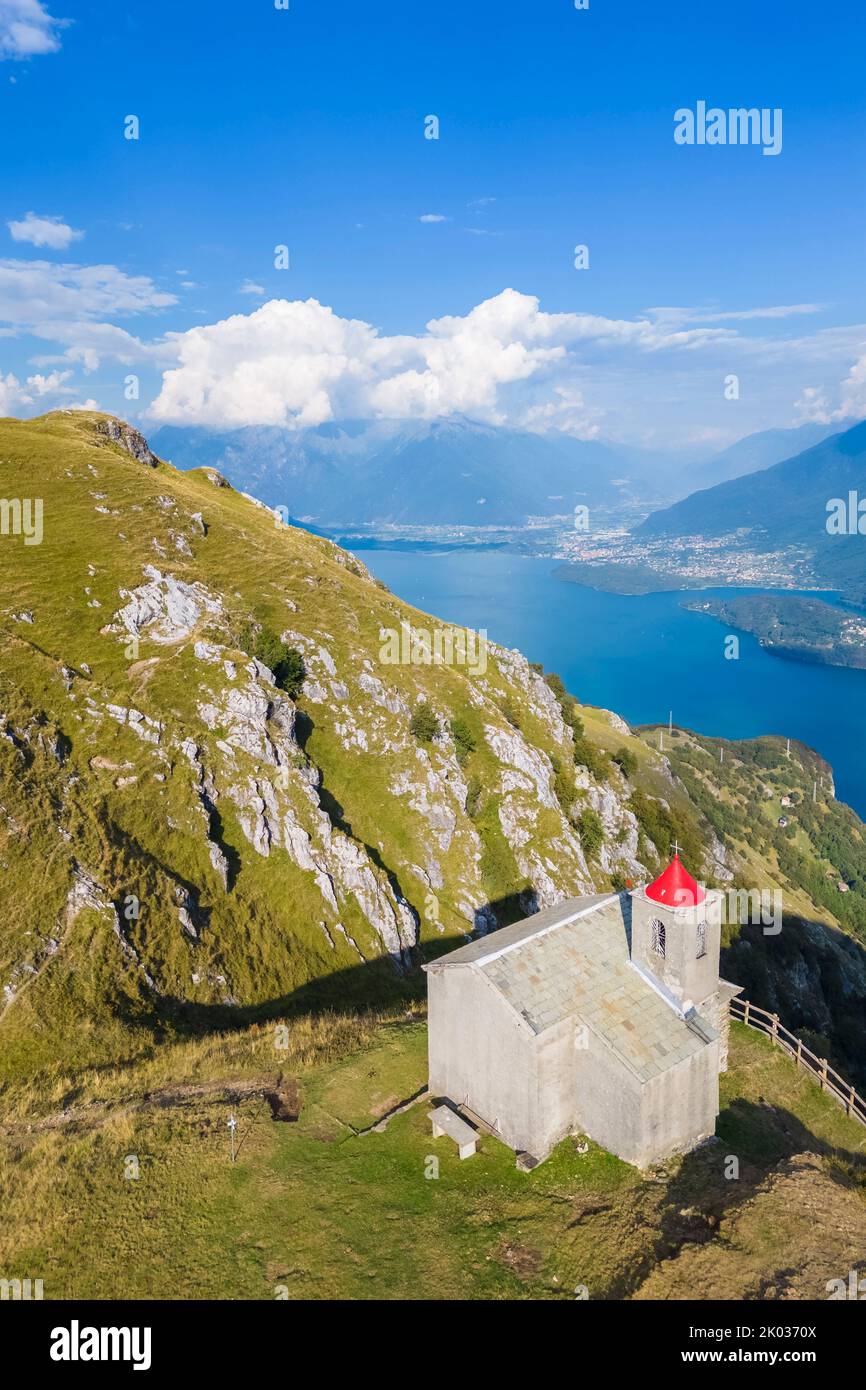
[425,893,717,1084]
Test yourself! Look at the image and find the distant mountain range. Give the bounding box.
[150,414,866,543]
[149,417,676,527]
[638,418,866,603]
[687,420,852,490]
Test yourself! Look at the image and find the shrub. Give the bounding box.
[450,717,476,766]
[573,734,609,781]
[236,621,305,698]
[612,746,638,779]
[576,807,605,859]
[544,670,583,736]
[410,701,440,743]
[465,775,483,818]
[550,752,576,815]
[502,696,521,729]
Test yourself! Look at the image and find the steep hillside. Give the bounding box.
[3,411,866,1303]
[0,411,651,1078]
[688,420,845,490]
[637,723,866,1090]
[1,410,865,1097]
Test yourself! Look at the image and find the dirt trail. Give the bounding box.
[0,1073,300,1137]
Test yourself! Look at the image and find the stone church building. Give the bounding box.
[425,855,741,1168]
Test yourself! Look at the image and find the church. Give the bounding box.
[424,855,741,1169]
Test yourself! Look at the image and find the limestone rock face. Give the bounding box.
[8,409,821,1035]
[110,566,222,645]
[574,769,646,879]
[97,417,159,467]
[485,725,558,810]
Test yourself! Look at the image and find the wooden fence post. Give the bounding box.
[736,995,864,1128]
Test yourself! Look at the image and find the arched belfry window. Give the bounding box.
[696,920,707,959]
[651,918,666,958]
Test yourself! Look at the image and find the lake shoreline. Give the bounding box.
[358,548,866,820]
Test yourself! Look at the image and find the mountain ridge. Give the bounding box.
[636,418,866,601]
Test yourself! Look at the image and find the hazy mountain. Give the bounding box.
[150,417,652,525]
[637,419,866,601]
[686,421,851,491]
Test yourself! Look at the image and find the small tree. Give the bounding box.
[577,807,605,860]
[465,775,483,818]
[612,746,638,779]
[550,752,576,815]
[502,696,521,730]
[235,620,305,699]
[410,701,440,744]
[450,717,476,767]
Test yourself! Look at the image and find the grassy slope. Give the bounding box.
[3,411,866,1300]
[16,410,838,1090]
[0,412,610,1077]
[1,1017,864,1301]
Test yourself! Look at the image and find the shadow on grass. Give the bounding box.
[108,885,547,1045]
[601,1097,866,1299]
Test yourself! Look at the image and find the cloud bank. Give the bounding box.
[147,288,736,432]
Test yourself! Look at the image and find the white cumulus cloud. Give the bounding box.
[147,288,733,431]
[0,366,75,414]
[8,211,83,249]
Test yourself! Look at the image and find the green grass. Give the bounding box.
[3,411,662,1070]
[2,1016,864,1301]
[4,410,866,1299]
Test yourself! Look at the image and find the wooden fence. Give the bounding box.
[731,996,866,1127]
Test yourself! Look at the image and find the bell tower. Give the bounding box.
[630,850,722,1012]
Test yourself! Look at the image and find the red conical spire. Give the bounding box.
[645,851,705,907]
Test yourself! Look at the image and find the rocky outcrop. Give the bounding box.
[97,418,160,468]
[574,768,646,879]
[108,566,223,645]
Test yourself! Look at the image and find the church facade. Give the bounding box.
[424,856,741,1169]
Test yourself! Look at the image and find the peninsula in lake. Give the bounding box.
[682,593,866,670]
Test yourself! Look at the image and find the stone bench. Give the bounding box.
[429,1104,478,1159]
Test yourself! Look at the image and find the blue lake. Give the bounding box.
[362,549,866,820]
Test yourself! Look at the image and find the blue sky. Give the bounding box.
[1,0,865,449]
